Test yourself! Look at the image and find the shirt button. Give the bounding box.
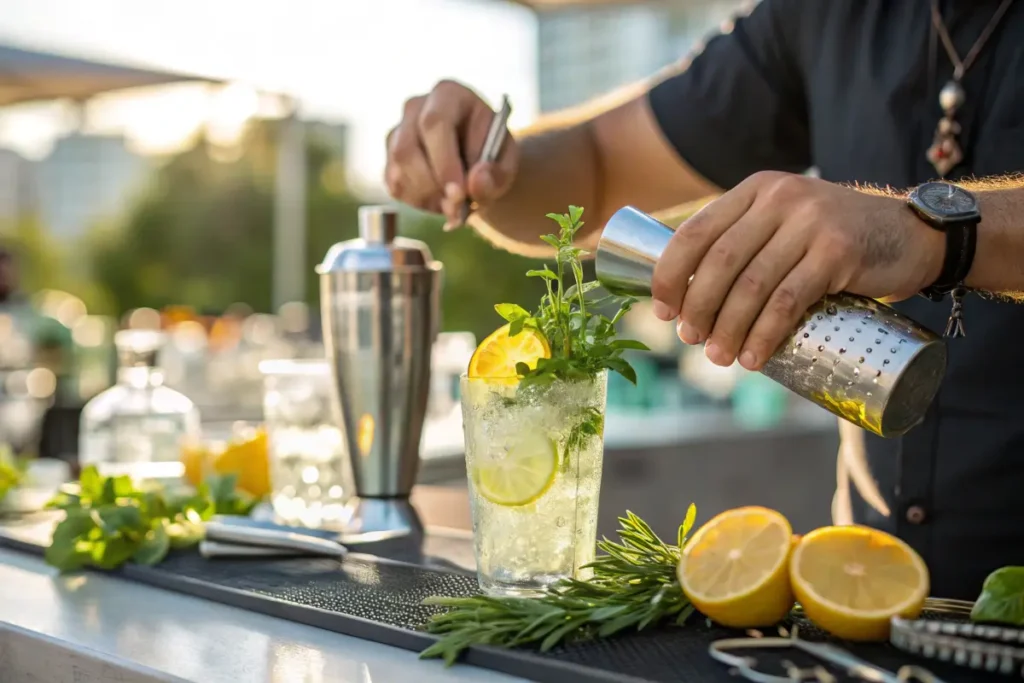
[905,505,928,525]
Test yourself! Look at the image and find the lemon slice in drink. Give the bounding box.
[468,323,550,383]
[473,433,558,507]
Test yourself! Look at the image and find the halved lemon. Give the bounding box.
[472,432,558,507]
[790,525,929,641]
[468,323,550,382]
[678,506,795,628]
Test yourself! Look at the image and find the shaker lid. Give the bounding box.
[317,205,437,274]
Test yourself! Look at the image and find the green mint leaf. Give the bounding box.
[112,475,137,498]
[140,491,168,519]
[208,473,237,507]
[99,477,118,505]
[539,235,560,249]
[509,317,526,337]
[568,205,584,224]
[526,268,557,281]
[133,522,171,565]
[515,362,531,377]
[53,507,95,536]
[563,281,599,300]
[608,339,650,351]
[972,567,1024,625]
[606,358,638,385]
[79,466,103,499]
[45,536,92,572]
[46,491,82,510]
[97,505,144,535]
[91,536,138,570]
[494,303,530,322]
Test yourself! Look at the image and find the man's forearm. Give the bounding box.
[471,79,720,257]
[473,121,602,258]
[963,177,1024,297]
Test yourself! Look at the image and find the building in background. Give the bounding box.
[35,133,151,238]
[535,0,753,112]
[0,148,37,222]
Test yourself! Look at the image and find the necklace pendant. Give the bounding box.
[939,80,965,114]
[927,125,963,177]
[928,80,966,177]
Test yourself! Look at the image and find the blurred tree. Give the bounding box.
[0,214,64,293]
[82,118,550,340]
[400,210,547,341]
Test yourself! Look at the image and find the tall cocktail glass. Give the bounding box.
[460,371,607,597]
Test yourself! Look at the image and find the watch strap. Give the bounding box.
[923,218,979,295]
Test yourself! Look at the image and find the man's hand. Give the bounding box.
[385,81,519,226]
[651,171,945,371]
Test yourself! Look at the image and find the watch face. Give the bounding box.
[913,182,979,221]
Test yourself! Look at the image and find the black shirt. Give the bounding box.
[648,0,1024,601]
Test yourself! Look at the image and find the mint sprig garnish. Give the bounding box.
[494,206,649,387]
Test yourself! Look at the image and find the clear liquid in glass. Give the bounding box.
[461,372,607,597]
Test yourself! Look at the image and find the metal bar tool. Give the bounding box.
[708,628,944,683]
[890,614,1024,677]
[202,520,347,559]
[445,94,512,231]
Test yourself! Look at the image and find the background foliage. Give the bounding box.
[34,120,553,341]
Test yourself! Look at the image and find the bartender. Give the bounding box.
[385,0,1024,601]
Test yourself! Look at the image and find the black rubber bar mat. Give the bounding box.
[0,525,1005,683]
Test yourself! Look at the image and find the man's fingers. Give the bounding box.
[651,182,758,330]
[680,210,778,347]
[418,84,475,192]
[738,255,833,371]
[703,229,807,366]
[467,144,518,203]
[385,123,442,212]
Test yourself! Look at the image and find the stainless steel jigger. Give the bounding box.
[595,206,948,438]
[318,206,443,540]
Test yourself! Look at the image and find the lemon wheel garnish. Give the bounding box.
[678,506,795,628]
[468,323,550,382]
[789,525,929,641]
[472,433,558,507]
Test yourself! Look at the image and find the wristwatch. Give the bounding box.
[907,181,980,338]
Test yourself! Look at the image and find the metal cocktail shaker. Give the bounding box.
[318,206,443,538]
[595,206,947,438]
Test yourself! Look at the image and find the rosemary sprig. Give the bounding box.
[420,505,698,665]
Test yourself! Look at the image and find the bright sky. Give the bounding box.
[0,0,538,190]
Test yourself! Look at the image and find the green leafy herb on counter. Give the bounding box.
[44,465,257,572]
[493,206,649,388]
[420,506,698,665]
[972,566,1024,625]
[0,445,26,504]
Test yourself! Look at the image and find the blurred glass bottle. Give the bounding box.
[79,330,201,481]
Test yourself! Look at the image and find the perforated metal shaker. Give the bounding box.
[595,206,948,438]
